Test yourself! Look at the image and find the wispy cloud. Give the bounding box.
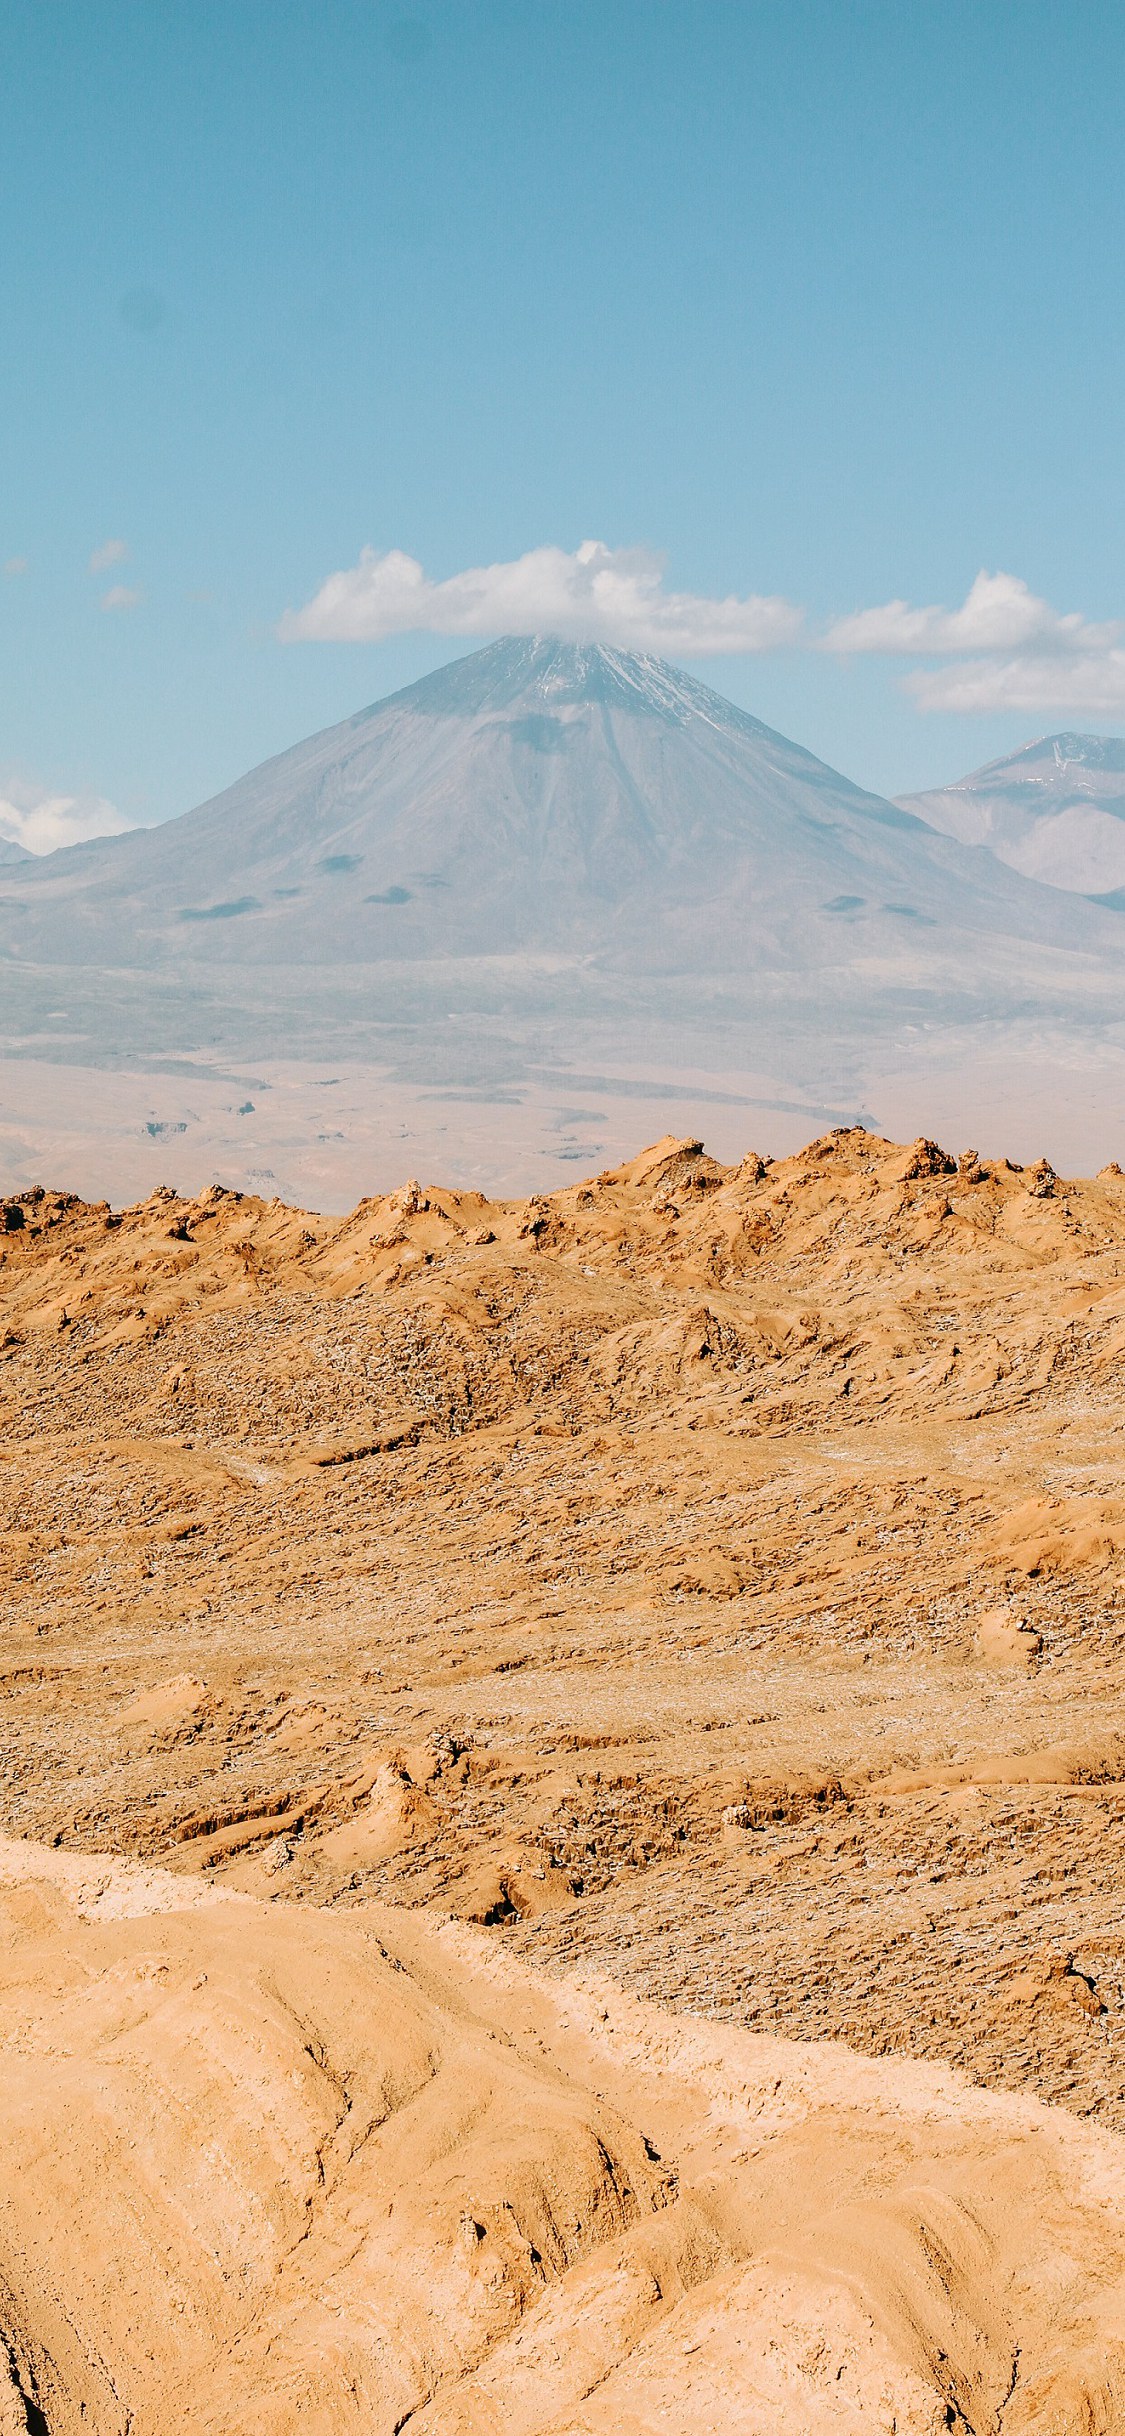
[99,583,143,613]
[280,540,804,656]
[89,537,129,574]
[824,569,1125,713]
[0,774,129,856]
[824,570,1117,659]
[907,651,1125,714]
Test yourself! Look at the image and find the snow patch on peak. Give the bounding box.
[960,732,1125,788]
[364,635,779,741]
[898,729,1125,895]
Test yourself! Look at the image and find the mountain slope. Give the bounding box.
[2,639,1120,970]
[899,732,1125,897]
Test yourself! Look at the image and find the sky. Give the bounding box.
[4,0,1125,848]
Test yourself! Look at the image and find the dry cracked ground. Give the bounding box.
[6,1126,1125,2430]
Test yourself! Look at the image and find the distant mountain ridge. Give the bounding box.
[1,638,1118,974]
[898,731,1125,899]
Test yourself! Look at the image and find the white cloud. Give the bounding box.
[89,537,129,574]
[824,569,1119,658]
[908,651,1125,715]
[280,540,804,656]
[0,773,130,855]
[3,555,28,577]
[278,544,1125,715]
[822,569,1125,716]
[99,583,142,613]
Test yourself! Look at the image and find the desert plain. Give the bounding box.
[6,1124,1125,2429]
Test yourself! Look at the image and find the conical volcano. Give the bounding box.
[2,636,1113,972]
[5,638,1125,1204]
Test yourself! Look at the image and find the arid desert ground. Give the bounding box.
[7,1125,1125,2430]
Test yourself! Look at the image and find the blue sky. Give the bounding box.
[4,0,1125,845]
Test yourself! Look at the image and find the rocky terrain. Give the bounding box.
[6,1124,1125,2428]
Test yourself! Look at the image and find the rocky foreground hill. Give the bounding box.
[6,1126,1125,2429]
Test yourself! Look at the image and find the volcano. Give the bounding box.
[3,640,1125,1201]
[1,637,1115,971]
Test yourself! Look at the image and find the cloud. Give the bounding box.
[824,569,1118,658]
[99,583,142,613]
[3,555,28,577]
[0,773,130,856]
[280,540,804,656]
[89,538,128,574]
[908,651,1125,715]
[823,569,1125,715]
[279,544,1125,714]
